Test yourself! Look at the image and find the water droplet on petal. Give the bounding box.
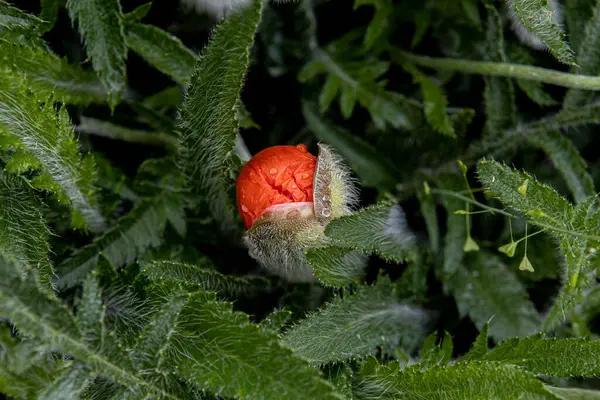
[321,208,331,218]
[296,144,307,152]
[241,205,249,212]
[287,210,300,219]
[301,173,310,179]
[291,183,297,189]
[269,168,278,175]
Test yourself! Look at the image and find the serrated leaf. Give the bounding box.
[407,66,455,138]
[0,82,105,232]
[483,5,516,137]
[319,74,342,112]
[0,171,54,291]
[66,0,127,108]
[171,291,342,400]
[0,258,185,399]
[178,0,263,235]
[477,160,574,233]
[125,23,196,85]
[463,321,490,360]
[525,130,595,204]
[355,360,555,400]
[76,274,105,349]
[55,195,168,289]
[546,386,600,400]
[306,245,367,287]
[563,3,600,109]
[419,331,453,369]
[123,2,152,23]
[259,310,292,333]
[354,0,393,50]
[564,0,596,52]
[141,260,270,299]
[39,0,61,33]
[509,0,575,65]
[0,40,108,105]
[324,202,416,262]
[76,116,178,151]
[483,335,600,377]
[282,278,428,365]
[38,365,92,400]
[452,252,541,341]
[303,101,397,189]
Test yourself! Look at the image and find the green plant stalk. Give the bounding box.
[392,48,600,91]
[431,188,600,242]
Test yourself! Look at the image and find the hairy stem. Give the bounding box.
[391,48,600,91]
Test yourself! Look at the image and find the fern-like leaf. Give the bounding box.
[125,22,196,85]
[508,0,575,65]
[0,80,105,232]
[482,335,600,377]
[162,290,342,400]
[355,358,555,400]
[282,278,428,365]
[66,0,127,108]
[141,260,271,299]
[55,194,169,289]
[451,252,541,341]
[0,171,54,291]
[525,130,595,203]
[177,0,263,235]
[324,202,416,263]
[306,245,367,287]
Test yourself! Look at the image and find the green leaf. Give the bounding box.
[525,130,594,204]
[178,0,263,235]
[417,185,440,253]
[76,116,178,151]
[0,81,105,232]
[483,335,600,377]
[463,321,490,360]
[354,0,393,50]
[564,0,596,52]
[0,259,185,399]
[0,172,54,291]
[306,245,367,287]
[39,0,61,33]
[439,175,466,282]
[324,202,416,262]
[563,2,600,109]
[125,23,196,85]
[319,74,342,112]
[38,366,92,400]
[407,66,455,138]
[76,273,106,349]
[66,0,127,108]
[282,278,428,365]
[0,0,46,38]
[141,260,271,299]
[123,2,152,23]
[303,101,397,189]
[55,195,168,289]
[452,252,541,341]
[171,291,342,400]
[0,40,108,105]
[546,386,600,400]
[509,0,575,65]
[483,5,516,137]
[419,331,453,369]
[355,359,555,400]
[477,160,574,233]
[259,310,292,333]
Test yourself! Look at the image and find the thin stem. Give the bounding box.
[391,47,600,91]
[431,188,600,242]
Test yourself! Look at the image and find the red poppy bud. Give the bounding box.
[236,144,317,229]
[237,143,360,281]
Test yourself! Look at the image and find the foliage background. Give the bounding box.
[3,0,600,398]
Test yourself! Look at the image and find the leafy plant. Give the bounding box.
[3,0,600,398]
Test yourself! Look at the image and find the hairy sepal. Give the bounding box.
[244,202,327,282]
[313,143,359,225]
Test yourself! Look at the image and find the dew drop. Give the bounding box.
[321,208,331,218]
[287,210,300,219]
[269,168,278,175]
[301,173,310,179]
[291,183,297,189]
[296,144,307,152]
[241,205,249,212]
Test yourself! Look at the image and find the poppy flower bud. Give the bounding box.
[236,143,359,281]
